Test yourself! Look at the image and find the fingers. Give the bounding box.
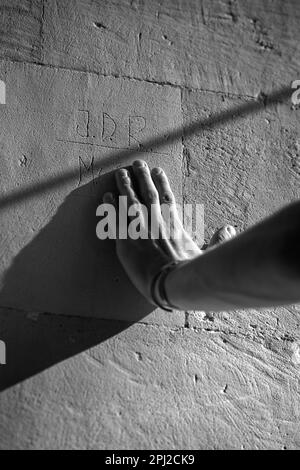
[103,192,116,206]
[151,167,176,207]
[115,168,139,206]
[208,225,237,248]
[151,167,181,240]
[114,161,178,239]
[132,160,160,208]
[115,162,175,210]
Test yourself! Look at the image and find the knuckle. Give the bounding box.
[162,192,174,204]
[118,170,131,184]
[145,190,158,203]
[138,166,149,176]
[121,174,131,184]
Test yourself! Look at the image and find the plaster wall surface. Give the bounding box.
[0,0,299,449]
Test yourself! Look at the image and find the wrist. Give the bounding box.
[150,260,190,311]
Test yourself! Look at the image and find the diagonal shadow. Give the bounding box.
[0,170,155,391]
[0,86,291,211]
[0,86,292,391]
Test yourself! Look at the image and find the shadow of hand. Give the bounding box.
[0,170,154,391]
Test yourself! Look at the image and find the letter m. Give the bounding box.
[0,340,6,365]
[78,156,95,186]
[0,80,5,104]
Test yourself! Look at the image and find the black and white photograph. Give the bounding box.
[0,0,299,452]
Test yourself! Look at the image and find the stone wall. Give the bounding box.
[0,0,299,449]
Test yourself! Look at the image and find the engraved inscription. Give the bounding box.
[129,115,146,147]
[65,109,150,152]
[102,112,117,142]
[78,155,95,187]
[76,109,90,138]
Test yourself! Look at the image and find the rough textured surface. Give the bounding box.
[0,307,300,450]
[0,0,300,450]
[41,0,300,96]
[182,88,300,235]
[0,0,43,63]
[0,61,183,323]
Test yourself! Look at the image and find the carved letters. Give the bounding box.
[74,110,147,149]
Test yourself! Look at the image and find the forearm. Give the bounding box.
[165,202,300,311]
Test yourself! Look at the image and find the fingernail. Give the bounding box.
[152,167,163,175]
[133,160,147,168]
